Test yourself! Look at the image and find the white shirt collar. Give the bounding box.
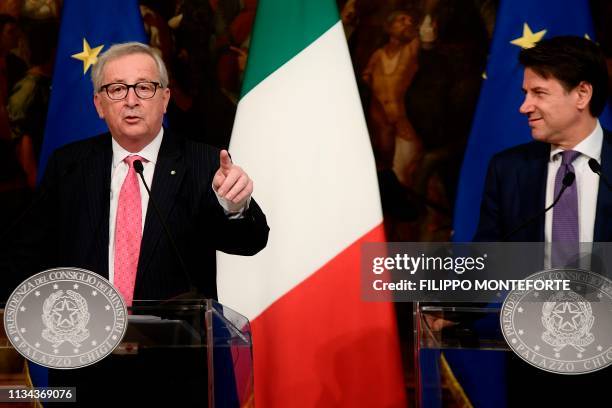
[111,127,164,168]
[549,120,603,162]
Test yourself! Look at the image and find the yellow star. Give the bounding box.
[510,23,546,49]
[71,38,104,75]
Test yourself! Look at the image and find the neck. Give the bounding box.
[385,38,402,51]
[556,116,597,150]
[114,133,159,153]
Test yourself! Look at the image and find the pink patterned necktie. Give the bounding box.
[114,155,145,306]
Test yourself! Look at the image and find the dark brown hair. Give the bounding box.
[519,36,609,117]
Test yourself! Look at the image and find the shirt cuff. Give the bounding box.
[214,188,251,219]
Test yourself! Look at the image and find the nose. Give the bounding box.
[124,87,140,106]
[519,94,533,115]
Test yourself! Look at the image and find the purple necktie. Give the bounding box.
[552,150,580,267]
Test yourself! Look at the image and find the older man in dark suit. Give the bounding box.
[4,42,269,303]
[0,41,269,406]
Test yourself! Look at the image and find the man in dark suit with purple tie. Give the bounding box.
[474,36,611,407]
[475,36,611,243]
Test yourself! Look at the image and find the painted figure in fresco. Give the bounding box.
[362,10,421,188]
[8,20,57,188]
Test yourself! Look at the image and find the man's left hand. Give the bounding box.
[213,150,253,208]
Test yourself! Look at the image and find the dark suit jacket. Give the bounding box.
[474,129,612,242]
[4,129,269,300]
[473,129,612,408]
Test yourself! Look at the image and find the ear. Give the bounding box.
[575,81,593,111]
[93,93,105,119]
[162,87,170,113]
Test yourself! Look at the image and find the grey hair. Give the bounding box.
[90,42,169,92]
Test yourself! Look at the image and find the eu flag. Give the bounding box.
[29,0,145,387]
[453,0,611,242]
[38,0,146,176]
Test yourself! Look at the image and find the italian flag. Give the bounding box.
[217,1,407,406]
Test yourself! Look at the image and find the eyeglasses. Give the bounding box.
[99,81,162,100]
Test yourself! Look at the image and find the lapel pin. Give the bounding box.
[170,170,176,175]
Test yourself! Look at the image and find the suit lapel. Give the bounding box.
[83,134,112,277]
[137,130,186,282]
[594,131,612,241]
[517,142,549,241]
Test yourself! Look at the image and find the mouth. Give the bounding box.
[123,115,142,124]
[527,117,542,126]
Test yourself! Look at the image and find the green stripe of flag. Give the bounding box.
[240,0,339,98]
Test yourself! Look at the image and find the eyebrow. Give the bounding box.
[522,86,549,93]
[106,77,155,83]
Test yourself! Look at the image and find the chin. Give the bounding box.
[530,131,546,142]
[120,126,148,138]
[531,132,556,145]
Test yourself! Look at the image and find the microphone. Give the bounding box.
[588,158,612,191]
[133,160,197,296]
[502,172,575,241]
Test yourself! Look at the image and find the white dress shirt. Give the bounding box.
[544,121,602,243]
[107,128,249,283]
[108,128,163,283]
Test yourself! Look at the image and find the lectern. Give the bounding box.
[1,299,253,407]
[414,303,508,408]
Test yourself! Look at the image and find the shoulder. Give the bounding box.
[489,140,548,166]
[368,49,383,61]
[401,38,420,55]
[175,136,222,171]
[483,141,549,180]
[182,138,221,156]
[39,133,109,184]
[602,128,612,155]
[49,133,109,164]
[53,133,108,154]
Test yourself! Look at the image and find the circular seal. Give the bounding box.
[501,269,612,375]
[3,267,128,369]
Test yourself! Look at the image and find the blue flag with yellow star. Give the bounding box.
[39,0,146,176]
